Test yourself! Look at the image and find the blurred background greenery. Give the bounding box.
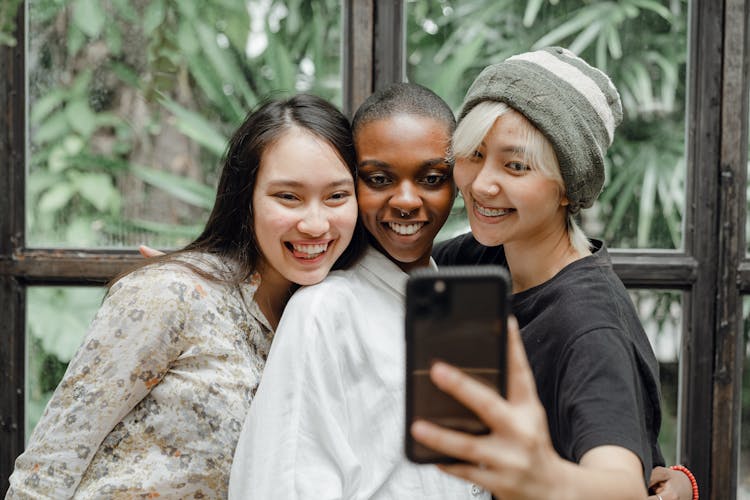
[409,0,689,247]
[6,0,749,481]
[22,0,343,248]
[6,0,690,251]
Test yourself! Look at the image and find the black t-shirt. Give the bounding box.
[433,233,665,479]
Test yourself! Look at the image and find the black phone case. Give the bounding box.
[404,265,510,464]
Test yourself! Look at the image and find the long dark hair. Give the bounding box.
[115,94,366,286]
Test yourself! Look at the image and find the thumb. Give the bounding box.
[139,245,165,258]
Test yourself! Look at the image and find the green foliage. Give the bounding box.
[27,287,104,361]
[741,299,750,464]
[27,0,343,250]
[23,0,688,250]
[628,289,682,461]
[0,0,22,46]
[25,287,104,438]
[131,164,215,209]
[407,0,688,250]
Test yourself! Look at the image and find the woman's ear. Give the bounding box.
[560,191,570,207]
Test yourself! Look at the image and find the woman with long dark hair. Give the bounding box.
[7,94,365,499]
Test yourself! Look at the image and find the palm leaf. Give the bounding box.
[159,97,229,156]
[131,164,215,209]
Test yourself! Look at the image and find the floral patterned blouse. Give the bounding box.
[7,253,274,499]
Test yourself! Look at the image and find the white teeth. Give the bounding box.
[475,202,513,217]
[292,243,328,257]
[387,222,425,235]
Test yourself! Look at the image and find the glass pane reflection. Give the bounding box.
[630,289,682,466]
[740,297,750,497]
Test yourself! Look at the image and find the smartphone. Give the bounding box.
[404,265,510,464]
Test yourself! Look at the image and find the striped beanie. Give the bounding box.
[458,47,622,211]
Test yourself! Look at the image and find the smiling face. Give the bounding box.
[253,127,359,288]
[355,114,455,272]
[454,110,568,248]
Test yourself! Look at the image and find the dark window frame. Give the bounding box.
[1,1,749,497]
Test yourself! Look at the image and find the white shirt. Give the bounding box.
[229,247,489,500]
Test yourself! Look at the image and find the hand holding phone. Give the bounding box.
[404,266,510,463]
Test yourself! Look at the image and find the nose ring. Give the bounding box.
[400,209,410,218]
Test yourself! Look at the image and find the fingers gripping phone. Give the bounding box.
[405,266,510,464]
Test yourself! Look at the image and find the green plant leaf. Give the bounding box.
[159,97,229,156]
[605,170,640,242]
[656,165,683,247]
[34,111,71,144]
[430,28,485,107]
[67,22,86,57]
[0,0,21,49]
[70,69,94,97]
[143,0,166,36]
[122,218,205,238]
[27,169,62,198]
[93,111,126,129]
[64,216,102,247]
[48,143,72,173]
[65,99,97,138]
[194,21,257,105]
[174,0,199,19]
[622,61,655,114]
[73,0,106,38]
[532,4,608,49]
[606,22,623,59]
[28,287,103,361]
[629,0,673,20]
[30,89,66,124]
[105,23,123,56]
[523,0,545,27]
[176,19,200,55]
[265,30,296,92]
[70,172,119,212]
[568,20,603,55]
[637,158,657,246]
[111,0,138,22]
[110,62,141,88]
[131,164,215,209]
[187,55,244,121]
[67,153,131,172]
[38,183,76,213]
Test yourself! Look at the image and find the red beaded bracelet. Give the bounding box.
[670,465,699,500]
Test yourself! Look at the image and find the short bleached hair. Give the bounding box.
[453,101,591,254]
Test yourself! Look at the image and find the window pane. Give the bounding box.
[26,0,343,249]
[740,297,750,497]
[630,289,682,466]
[407,1,689,250]
[25,286,104,440]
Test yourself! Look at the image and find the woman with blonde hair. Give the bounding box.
[417,47,696,500]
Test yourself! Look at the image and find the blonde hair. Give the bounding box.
[453,101,591,254]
